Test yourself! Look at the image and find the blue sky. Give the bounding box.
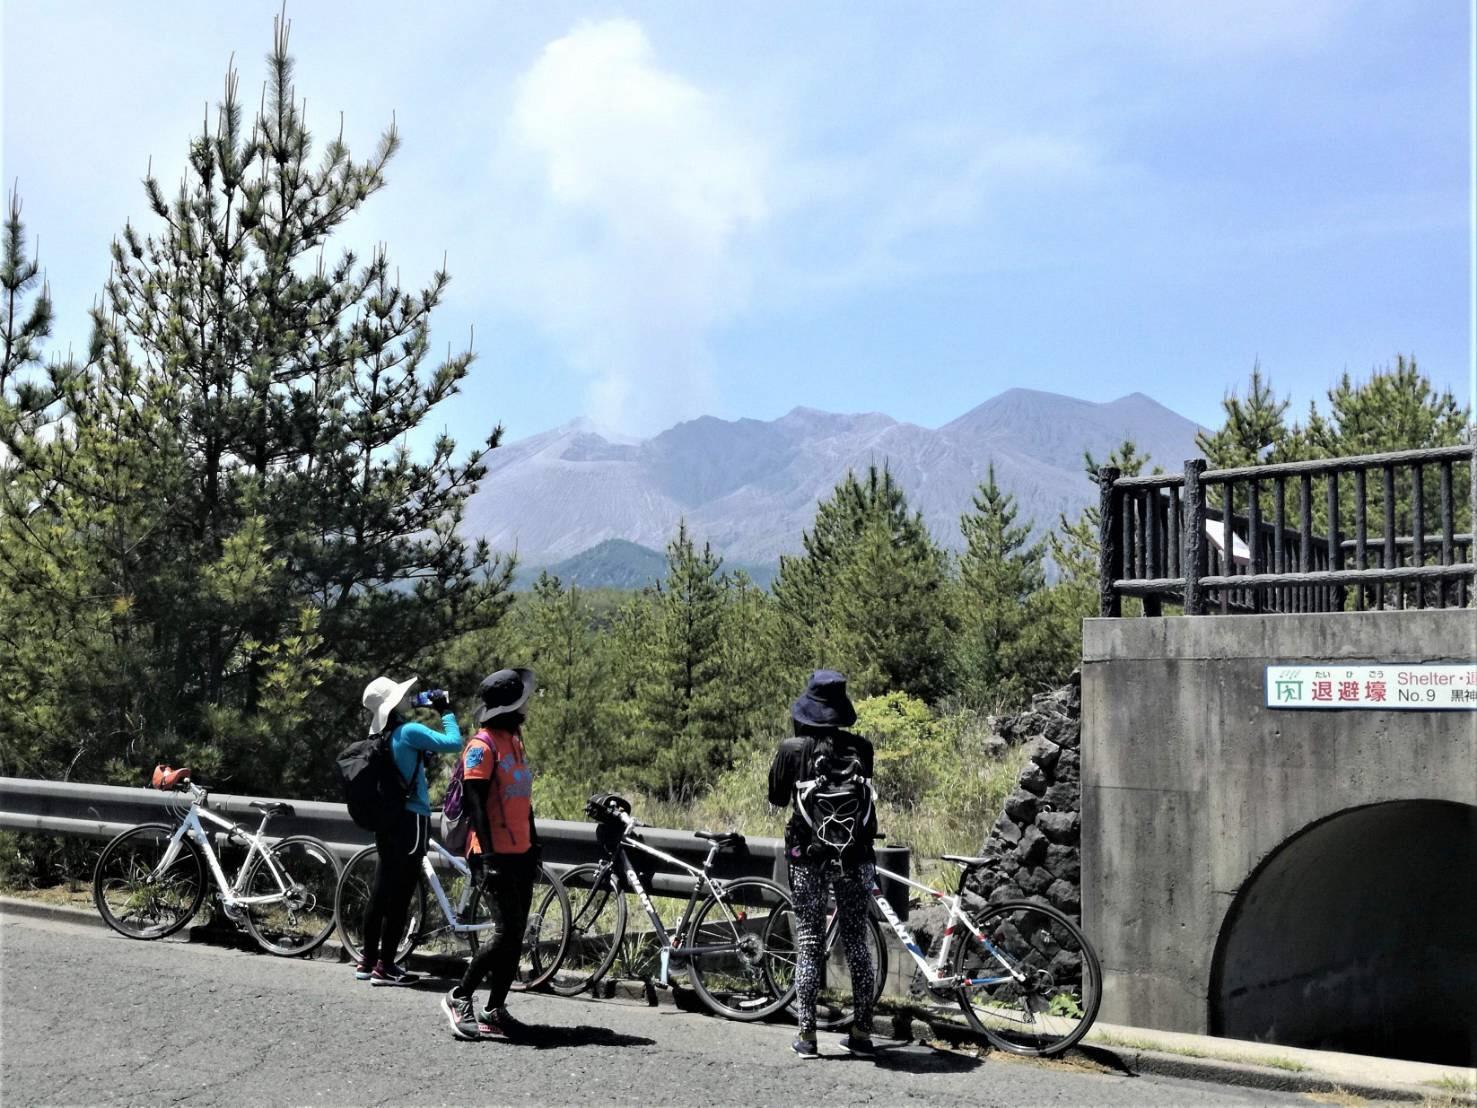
[2,1,1471,453]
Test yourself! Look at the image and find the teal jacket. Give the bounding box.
[390,713,462,815]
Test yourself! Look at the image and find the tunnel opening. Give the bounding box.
[1210,800,1476,1067]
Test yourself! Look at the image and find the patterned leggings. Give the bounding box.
[789,860,876,1037]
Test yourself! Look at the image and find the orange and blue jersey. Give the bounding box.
[462,727,534,855]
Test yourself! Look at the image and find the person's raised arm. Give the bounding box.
[398,712,463,755]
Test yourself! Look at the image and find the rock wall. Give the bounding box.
[963,672,1082,919]
[906,674,1083,991]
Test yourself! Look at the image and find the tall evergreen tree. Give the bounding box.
[1,22,512,793]
[776,465,952,701]
[719,570,789,749]
[1196,363,1293,468]
[515,572,608,787]
[635,523,731,801]
[955,464,1047,705]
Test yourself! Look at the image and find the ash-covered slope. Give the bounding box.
[460,391,1203,565]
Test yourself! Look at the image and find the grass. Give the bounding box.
[0,879,94,910]
[1091,1031,1311,1073]
[1423,1075,1477,1095]
[619,726,1032,892]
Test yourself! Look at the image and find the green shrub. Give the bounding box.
[0,830,97,890]
[855,692,951,810]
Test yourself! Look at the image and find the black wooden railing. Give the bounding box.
[1098,444,1476,616]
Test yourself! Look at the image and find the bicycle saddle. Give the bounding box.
[941,853,989,867]
[150,765,190,790]
[250,801,295,817]
[695,830,745,848]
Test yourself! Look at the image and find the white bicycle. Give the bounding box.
[763,850,1102,1056]
[92,767,342,956]
[334,836,572,991]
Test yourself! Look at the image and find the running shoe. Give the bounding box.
[353,960,373,981]
[476,1005,527,1039]
[370,961,420,986]
[791,1036,820,1059]
[442,989,482,1041]
[839,1034,878,1058]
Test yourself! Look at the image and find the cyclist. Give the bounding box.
[358,675,463,985]
[441,667,543,1041]
[768,669,880,1059]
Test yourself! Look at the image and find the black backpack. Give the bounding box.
[793,735,876,861]
[335,731,413,832]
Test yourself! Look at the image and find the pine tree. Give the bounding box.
[1196,363,1293,468]
[1299,356,1466,457]
[1048,440,1155,589]
[635,523,731,801]
[0,186,54,401]
[955,464,1047,705]
[516,572,608,788]
[774,465,953,701]
[719,569,791,749]
[1,21,512,794]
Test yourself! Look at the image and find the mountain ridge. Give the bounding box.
[462,388,1204,564]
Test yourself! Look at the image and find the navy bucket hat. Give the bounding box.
[791,669,857,729]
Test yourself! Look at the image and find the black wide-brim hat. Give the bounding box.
[791,669,857,729]
[476,667,536,724]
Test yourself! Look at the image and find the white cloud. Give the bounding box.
[487,19,768,434]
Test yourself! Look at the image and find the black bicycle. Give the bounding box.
[552,793,796,1021]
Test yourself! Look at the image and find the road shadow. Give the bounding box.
[513,1024,657,1050]
[854,1044,983,1074]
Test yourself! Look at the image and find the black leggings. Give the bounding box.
[789,860,877,1037]
[362,810,428,967]
[456,851,537,1010]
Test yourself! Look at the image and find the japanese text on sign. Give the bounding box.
[1266,665,1477,710]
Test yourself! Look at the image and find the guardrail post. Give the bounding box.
[1098,466,1122,617]
[1184,459,1207,615]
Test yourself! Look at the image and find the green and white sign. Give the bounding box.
[1266,664,1477,710]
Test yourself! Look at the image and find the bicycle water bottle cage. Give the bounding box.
[151,765,190,790]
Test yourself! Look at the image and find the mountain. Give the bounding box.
[463,388,1204,568]
[533,539,667,591]
[513,538,781,592]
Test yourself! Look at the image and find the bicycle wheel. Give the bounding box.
[511,865,571,992]
[93,823,206,940]
[548,863,625,997]
[333,845,426,965]
[686,877,793,1022]
[764,906,888,1031]
[952,900,1102,1056]
[240,835,342,956]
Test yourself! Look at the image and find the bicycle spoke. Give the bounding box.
[242,837,340,956]
[93,825,206,941]
[953,902,1101,1056]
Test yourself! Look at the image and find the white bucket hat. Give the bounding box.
[362,675,417,735]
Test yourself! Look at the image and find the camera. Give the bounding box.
[413,688,449,708]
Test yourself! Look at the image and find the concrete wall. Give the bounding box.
[1080,610,1477,1051]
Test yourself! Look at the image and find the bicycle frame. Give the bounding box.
[601,824,754,987]
[863,863,1026,990]
[417,838,497,937]
[156,791,294,909]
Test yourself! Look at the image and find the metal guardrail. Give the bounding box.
[0,776,912,915]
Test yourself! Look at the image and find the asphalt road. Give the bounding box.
[1,915,1306,1107]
